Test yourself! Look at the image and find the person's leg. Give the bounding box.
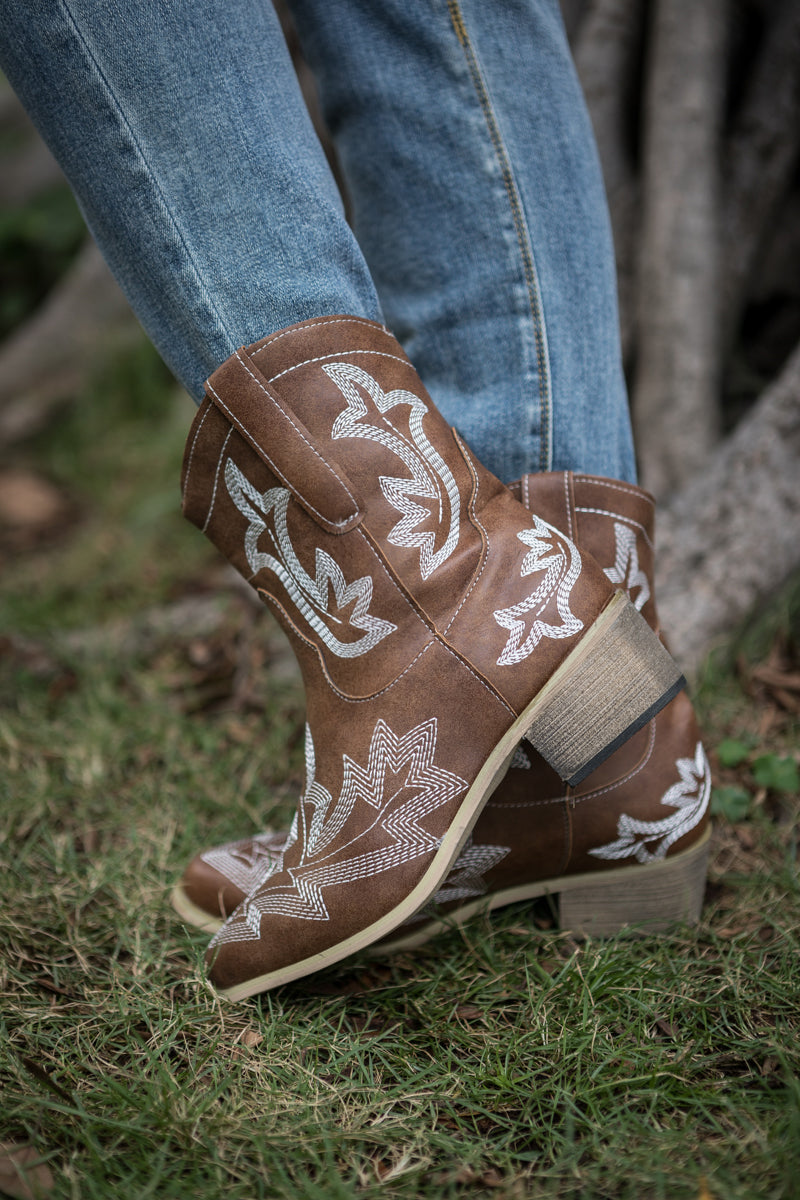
[0,0,382,401]
[2,1,684,999]
[285,0,635,484]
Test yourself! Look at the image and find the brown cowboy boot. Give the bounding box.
[173,471,709,945]
[179,317,683,998]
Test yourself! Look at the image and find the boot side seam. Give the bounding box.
[357,524,519,716]
[201,428,233,534]
[441,430,489,636]
[258,588,434,702]
[260,587,516,717]
[254,522,517,716]
[206,369,359,530]
[573,476,656,508]
[232,350,361,514]
[562,471,574,541]
[182,403,213,497]
[486,792,566,810]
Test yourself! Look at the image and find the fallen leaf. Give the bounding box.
[454,1005,484,1021]
[31,977,75,1000]
[452,1166,478,1185]
[0,471,64,529]
[653,1017,679,1039]
[734,825,756,851]
[0,1143,55,1200]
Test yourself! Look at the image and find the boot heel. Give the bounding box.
[558,831,711,936]
[523,592,685,786]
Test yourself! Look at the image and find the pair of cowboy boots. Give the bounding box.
[175,464,710,956]
[175,316,693,1001]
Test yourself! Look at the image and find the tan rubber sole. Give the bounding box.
[174,826,711,952]
[171,885,226,933]
[372,826,712,954]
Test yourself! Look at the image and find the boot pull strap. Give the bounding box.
[204,348,363,535]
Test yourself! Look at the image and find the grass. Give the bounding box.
[1,336,799,1199]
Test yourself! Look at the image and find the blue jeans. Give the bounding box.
[0,0,635,484]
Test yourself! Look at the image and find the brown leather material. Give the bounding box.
[512,474,659,634]
[173,833,286,929]
[180,318,684,995]
[173,469,708,953]
[184,318,623,708]
[201,349,363,535]
[392,472,709,940]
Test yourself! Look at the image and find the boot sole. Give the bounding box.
[371,825,712,954]
[182,828,711,970]
[171,885,229,933]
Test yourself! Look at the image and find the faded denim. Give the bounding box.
[0,0,635,483]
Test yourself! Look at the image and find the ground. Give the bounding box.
[0,337,798,1200]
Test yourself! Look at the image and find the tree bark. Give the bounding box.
[721,0,800,351]
[633,0,727,500]
[0,137,63,206]
[656,338,800,673]
[0,241,138,446]
[574,0,645,360]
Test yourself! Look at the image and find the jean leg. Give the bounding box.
[0,0,382,400]
[286,0,635,483]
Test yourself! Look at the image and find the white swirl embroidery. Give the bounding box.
[323,362,461,580]
[210,717,467,938]
[425,837,510,909]
[588,742,711,863]
[493,515,583,666]
[200,832,286,898]
[604,521,650,612]
[225,458,396,658]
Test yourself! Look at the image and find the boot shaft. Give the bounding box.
[512,472,659,634]
[181,318,623,718]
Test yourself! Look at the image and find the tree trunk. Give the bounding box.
[721,0,800,351]
[633,0,727,500]
[574,0,645,360]
[656,339,800,673]
[0,241,138,446]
